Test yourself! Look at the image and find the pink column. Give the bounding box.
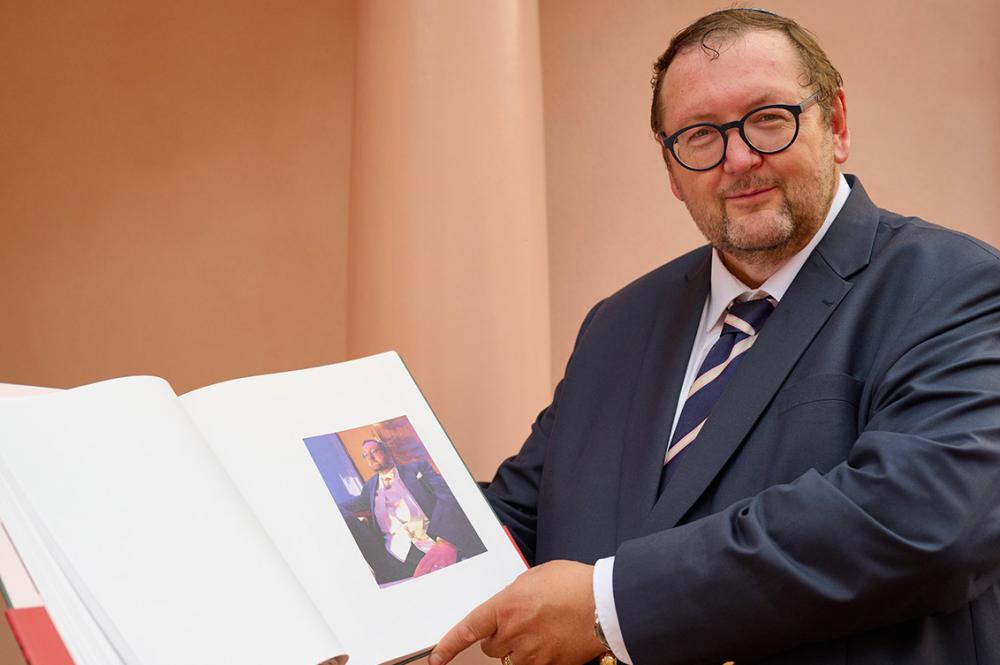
[348,1,551,480]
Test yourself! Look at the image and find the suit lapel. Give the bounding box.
[643,256,851,530]
[640,175,880,531]
[616,252,709,543]
[367,474,379,516]
[398,464,432,515]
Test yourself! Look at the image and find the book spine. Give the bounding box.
[5,607,75,665]
[502,526,529,568]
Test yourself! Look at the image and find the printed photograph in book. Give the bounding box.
[304,415,487,587]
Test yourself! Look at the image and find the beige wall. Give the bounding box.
[348,1,551,481]
[0,2,998,663]
[0,1,356,393]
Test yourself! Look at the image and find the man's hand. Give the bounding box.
[414,539,459,576]
[430,560,605,665]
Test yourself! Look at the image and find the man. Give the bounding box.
[344,439,485,583]
[433,8,1000,665]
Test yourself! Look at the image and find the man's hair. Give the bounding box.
[650,8,844,136]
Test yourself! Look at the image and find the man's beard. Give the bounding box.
[686,165,837,267]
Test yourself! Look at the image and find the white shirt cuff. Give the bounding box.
[593,556,634,664]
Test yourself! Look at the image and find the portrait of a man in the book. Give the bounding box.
[304,416,487,587]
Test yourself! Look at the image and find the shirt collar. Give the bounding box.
[378,466,398,487]
[705,173,850,327]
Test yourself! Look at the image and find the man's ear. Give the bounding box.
[667,160,685,201]
[830,88,850,164]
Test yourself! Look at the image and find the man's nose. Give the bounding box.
[722,130,762,175]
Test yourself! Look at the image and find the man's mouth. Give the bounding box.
[725,186,776,202]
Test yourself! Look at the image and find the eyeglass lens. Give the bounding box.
[673,106,798,170]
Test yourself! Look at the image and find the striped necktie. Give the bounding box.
[658,295,776,495]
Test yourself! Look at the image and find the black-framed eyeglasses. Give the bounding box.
[658,92,821,172]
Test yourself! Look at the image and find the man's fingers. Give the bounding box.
[478,633,509,659]
[430,599,499,665]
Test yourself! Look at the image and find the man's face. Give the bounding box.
[361,441,392,473]
[659,30,849,274]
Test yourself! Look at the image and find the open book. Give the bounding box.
[0,352,526,665]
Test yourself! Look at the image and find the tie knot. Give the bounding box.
[723,297,775,337]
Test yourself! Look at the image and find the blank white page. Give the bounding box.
[0,464,125,665]
[0,377,344,665]
[182,352,526,665]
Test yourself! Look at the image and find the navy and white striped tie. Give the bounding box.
[658,296,776,495]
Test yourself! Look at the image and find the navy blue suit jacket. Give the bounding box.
[486,177,1000,664]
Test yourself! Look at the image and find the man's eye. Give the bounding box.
[683,127,719,146]
[749,111,790,125]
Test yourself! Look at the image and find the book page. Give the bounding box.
[0,466,124,665]
[0,521,42,608]
[0,384,55,608]
[0,377,346,665]
[0,382,56,398]
[181,352,526,665]
[0,382,120,665]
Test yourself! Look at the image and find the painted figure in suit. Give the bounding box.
[433,8,1000,665]
[343,439,486,584]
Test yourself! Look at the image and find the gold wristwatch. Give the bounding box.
[595,608,737,664]
[594,609,617,665]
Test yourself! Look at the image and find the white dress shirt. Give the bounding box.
[373,467,436,561]
[593,174,851,663]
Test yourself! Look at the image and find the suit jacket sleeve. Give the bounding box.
[485,300,607,565]
[408,460,484,557]
[614,254,1000,663]
[340,482,372,517]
